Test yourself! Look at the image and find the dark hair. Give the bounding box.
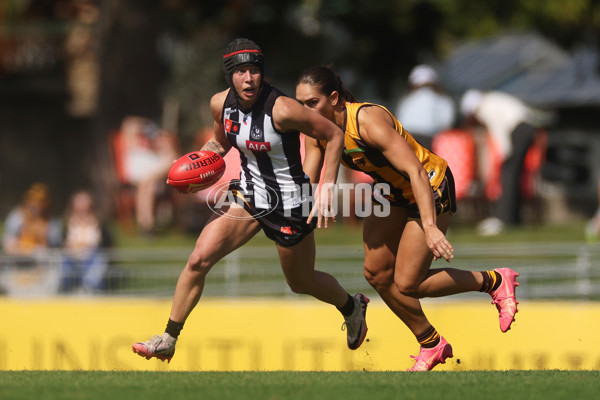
[222,38,264,88]
[296,65,356,103]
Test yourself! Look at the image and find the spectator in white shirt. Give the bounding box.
[395,64,456,150]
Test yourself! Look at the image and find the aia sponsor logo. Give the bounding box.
[246,140,271,152]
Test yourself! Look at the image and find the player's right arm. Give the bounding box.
[202,89,232,157]
[274,96,343,227]
[274,96,343,187]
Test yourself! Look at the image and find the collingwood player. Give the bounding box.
[132,39,369,363]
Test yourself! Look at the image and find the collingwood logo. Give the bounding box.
[250,125,263,140]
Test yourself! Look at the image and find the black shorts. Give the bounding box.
[385,167,457,219]
[228,180,317,247]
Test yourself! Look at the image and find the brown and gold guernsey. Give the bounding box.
[326,102,448,206]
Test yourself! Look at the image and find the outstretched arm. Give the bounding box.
[303,135,325,185]
[358,106,454,262]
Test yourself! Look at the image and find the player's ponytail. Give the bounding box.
[296,65,356,103]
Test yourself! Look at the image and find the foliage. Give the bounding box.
[157,0,600,116]
[434,0,600,50]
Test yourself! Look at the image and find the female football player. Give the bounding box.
[295,65,519,371]
[132,41,369,363]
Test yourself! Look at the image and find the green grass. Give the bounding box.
[1,215,587,250]
[112,220,589,249]
[0,371,598,400]
[446,221,588,244]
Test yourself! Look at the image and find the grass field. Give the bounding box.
[114,219,590,248]
[1,370,599,400]
[1,223,597,398]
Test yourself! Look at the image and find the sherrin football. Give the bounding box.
[167,151,226,193]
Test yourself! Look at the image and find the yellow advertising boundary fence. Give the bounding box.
[1,298,599,371]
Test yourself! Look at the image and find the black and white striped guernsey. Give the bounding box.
[222,83,310,211]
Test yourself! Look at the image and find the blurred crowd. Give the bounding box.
[0,114,236,297]
[393,64,552,236]
[1,183,111,296]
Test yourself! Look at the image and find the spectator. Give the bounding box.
[460,89,551,236]
[2,183,61,256]
[395,64,456,150]
[60,190,113,294]
[1,183,62,296]
[116,116,178,234]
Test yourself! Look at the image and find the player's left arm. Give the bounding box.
[359,106,454,261]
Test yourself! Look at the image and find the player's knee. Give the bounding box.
[285,277,311,295]
[394,277,420,297]
[186,251,213,276]
[364,264,393,290]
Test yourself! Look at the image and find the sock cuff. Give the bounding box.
[337,293,355,316]
[165,319,185,338]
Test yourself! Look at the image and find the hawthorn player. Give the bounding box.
[295,65,519,371]
[132,39,369,362]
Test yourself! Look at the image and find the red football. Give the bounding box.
[167,151,226,193]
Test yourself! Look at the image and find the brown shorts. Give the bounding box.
[382,167,457,219]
